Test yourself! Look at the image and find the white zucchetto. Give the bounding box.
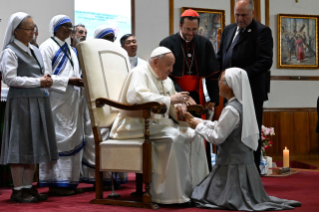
[150,47,172,58]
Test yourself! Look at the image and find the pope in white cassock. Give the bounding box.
[38,15,84,196]
[110,47,209,204]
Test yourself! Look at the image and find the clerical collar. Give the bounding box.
[179,31,191,43]
[129,55,138,68]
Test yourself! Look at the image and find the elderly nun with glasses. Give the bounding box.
[0,12,58,203]
[38,15,84,196]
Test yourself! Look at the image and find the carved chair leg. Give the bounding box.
[93,127,103,199]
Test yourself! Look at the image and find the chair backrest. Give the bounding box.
[77,39,130,128]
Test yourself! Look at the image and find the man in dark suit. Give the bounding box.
[216,0,273,174]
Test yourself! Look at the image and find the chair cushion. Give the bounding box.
[100,139,144,173]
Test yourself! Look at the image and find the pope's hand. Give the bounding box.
[186,96,197,105]
[170,91,189,104]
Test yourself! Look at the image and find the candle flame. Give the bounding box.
[285,146,287,150]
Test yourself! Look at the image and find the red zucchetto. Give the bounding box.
[181,9,199,17]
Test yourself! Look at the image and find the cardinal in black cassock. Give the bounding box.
[160,9,220,170]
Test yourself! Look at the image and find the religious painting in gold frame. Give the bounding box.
[181,7,225,54]
[278,14,319,69]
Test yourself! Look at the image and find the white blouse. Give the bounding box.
[195,97,240,145]
[0,39,41,88]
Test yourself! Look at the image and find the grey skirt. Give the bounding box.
[0,96,59,164]
[191,163,301,211]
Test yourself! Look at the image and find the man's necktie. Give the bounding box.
[222,28,243,70]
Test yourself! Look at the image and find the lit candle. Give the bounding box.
[283,147,289,167]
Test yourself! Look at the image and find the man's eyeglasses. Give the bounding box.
[17,26,37,33]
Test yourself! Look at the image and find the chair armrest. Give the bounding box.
[187,105,205,116]
[96,97,167,114]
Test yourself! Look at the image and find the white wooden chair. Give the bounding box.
[77,39,203,209]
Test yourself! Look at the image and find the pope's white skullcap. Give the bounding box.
[150,47,172,58]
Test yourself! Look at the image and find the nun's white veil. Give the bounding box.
[224,67,259,150]
[2,12,29,51]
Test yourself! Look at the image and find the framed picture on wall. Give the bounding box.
[181,7,225,54]
[278,14,319,69]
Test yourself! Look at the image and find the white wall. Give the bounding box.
[135,0,169,61]
[0,0,74,50]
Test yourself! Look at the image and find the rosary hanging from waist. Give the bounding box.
[181,42,195,75]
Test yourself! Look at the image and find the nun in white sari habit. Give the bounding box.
[38,15,84,196]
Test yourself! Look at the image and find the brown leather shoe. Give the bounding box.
[10,189,38,203]
[24,187,48,201]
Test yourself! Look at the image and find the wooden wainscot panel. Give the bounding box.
[278,111,294,154]
[263,111,280,155]
[263,108,319,159]
[293,111,310,155]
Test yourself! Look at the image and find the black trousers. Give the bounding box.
[253,100,264,174]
